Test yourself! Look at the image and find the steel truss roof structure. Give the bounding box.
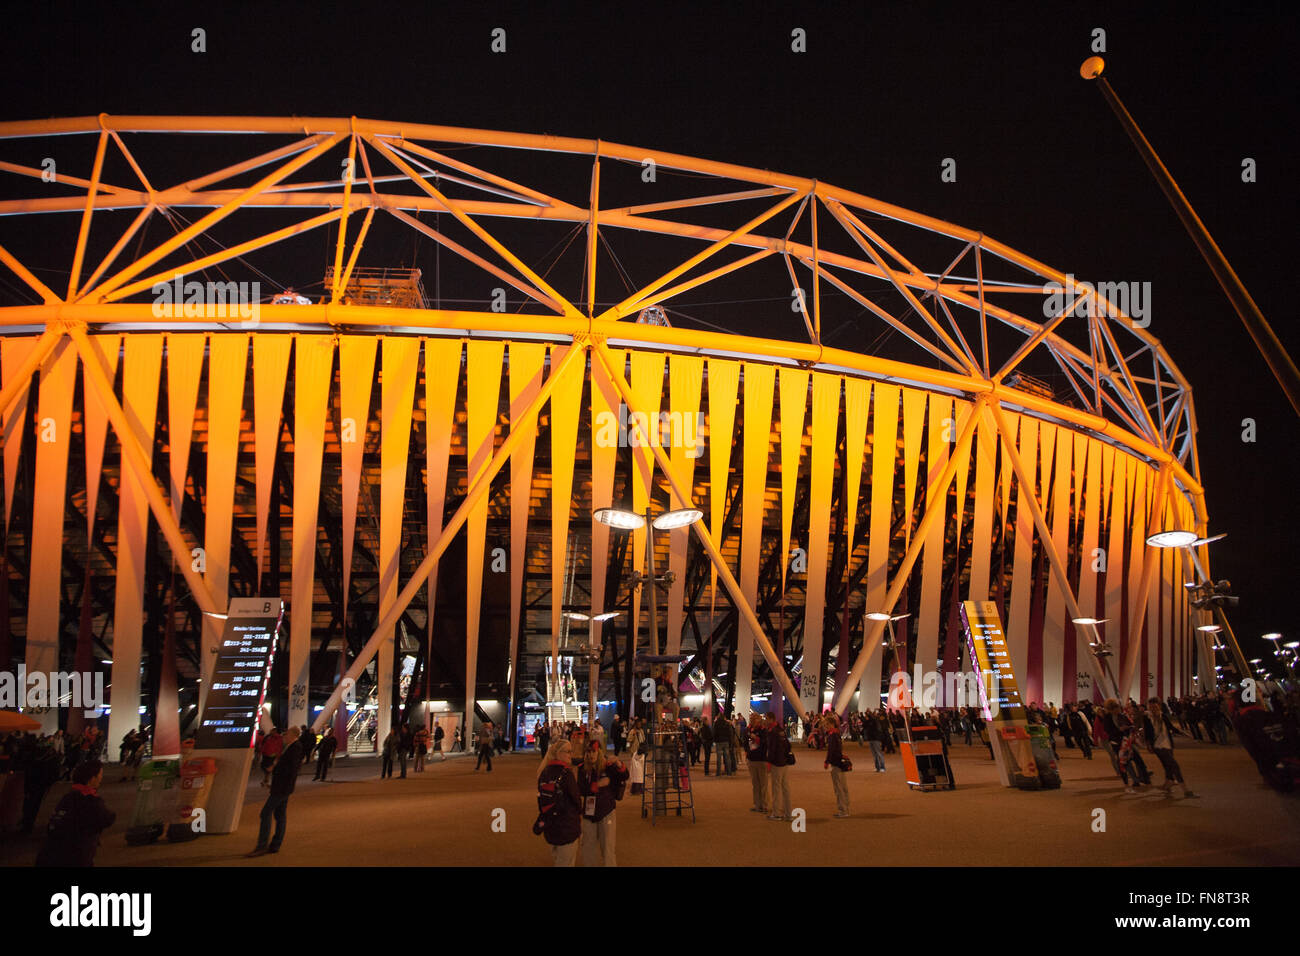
[0,117,1215,741]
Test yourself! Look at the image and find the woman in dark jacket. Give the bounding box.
[576,740,629,866]
[535,739,582,866]
[36,760,116,867]
[824,715,852,817]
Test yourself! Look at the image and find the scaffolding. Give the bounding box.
[324,266,427,309]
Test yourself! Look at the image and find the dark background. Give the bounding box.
[2,0,1296,668]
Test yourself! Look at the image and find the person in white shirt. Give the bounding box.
[1144,698,1195,798]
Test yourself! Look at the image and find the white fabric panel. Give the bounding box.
[26,340,78,733]
[108,336,163,746]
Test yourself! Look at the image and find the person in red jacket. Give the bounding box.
[824,714,852,817]
[576,740,630,866]
[535,739,582,865]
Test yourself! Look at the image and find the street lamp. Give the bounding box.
[869,611,913,741]
[594,505,703,719]
[1073,617,1121,700]
[563,610,623,737]
[1146,528,1248,685]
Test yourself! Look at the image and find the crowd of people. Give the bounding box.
[2,681,1293,866]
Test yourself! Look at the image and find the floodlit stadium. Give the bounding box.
[0,116,1222,750]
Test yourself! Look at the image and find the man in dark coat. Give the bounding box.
[248,726,303,856]
[36,760,116,866]
[313,727,338,781]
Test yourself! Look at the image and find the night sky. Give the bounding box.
[2,1,1296,670]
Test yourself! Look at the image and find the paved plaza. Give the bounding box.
[4,736,1298,867]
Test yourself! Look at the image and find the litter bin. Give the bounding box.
[167,756,217,842]
[1026,724,1061,789]
[125,759,180,845]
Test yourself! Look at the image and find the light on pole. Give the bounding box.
[1146,529,1248,686]
[869,611,913,741]
[563,611,622,736]
[1072,617,1121,701]
[593,506,702,720]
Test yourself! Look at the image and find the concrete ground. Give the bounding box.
[4,736,1298,867]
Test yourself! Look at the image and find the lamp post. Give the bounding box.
[1146,530,1250,686]
[563,610,622,739]
[1081,57,1300,418]
[594,506,703,722]
[1071,617,1121,701]
[870,611,912,743]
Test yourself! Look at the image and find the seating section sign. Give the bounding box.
[195,598,283,749]
[959,600,1026,723]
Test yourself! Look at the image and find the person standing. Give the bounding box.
[381,727,400,779]
[576,740,629,866]
[1066,703,1093,759]
[865,713,887,772]
[301,724,317,765]
[259,727,283,787]
[824,714,852,817]
[765,714,794,822]
[36,760,116,867]
[626,718,646,795]
[699,716,715,775]
[414,725,429,772]
[745,713,769,813]
[610,715,625,756]
[314,727,338,781]
[534,739,582,866]
[1102,699,1149,792]
[475,722,495,771]
[398,724,411,778]
[715,714,736,776]
[248,727,303,856]
[1144,697,1195,797]
[433,723,446,761]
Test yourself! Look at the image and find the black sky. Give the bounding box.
[2,0,1297,668]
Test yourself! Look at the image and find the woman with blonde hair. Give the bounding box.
[576,739,629,866]
[534,739,582,865]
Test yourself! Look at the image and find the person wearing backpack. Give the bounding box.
[576,739,629,866]
[36,759,116,867]
[534,739,582,865]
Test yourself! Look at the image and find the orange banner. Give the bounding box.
[859,383,899,707]
[736,362,774,712]
[705,359,739,619]
[667,354,704,655]
[801,372,839,714]
[508,341,546,705]
[547,345,584,665]
[916,393,952,682]
[26,339,78,733]
[83,335,122,538]
[337,335,377,631]
[1,337,36,536]
[289,335,334,729]
[200,334,248,717]
[378,336,420,743]
[108,335,163,745]
[253,335,292,589]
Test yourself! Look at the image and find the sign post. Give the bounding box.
[959,600,1040,789]
[191,598,284,834]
